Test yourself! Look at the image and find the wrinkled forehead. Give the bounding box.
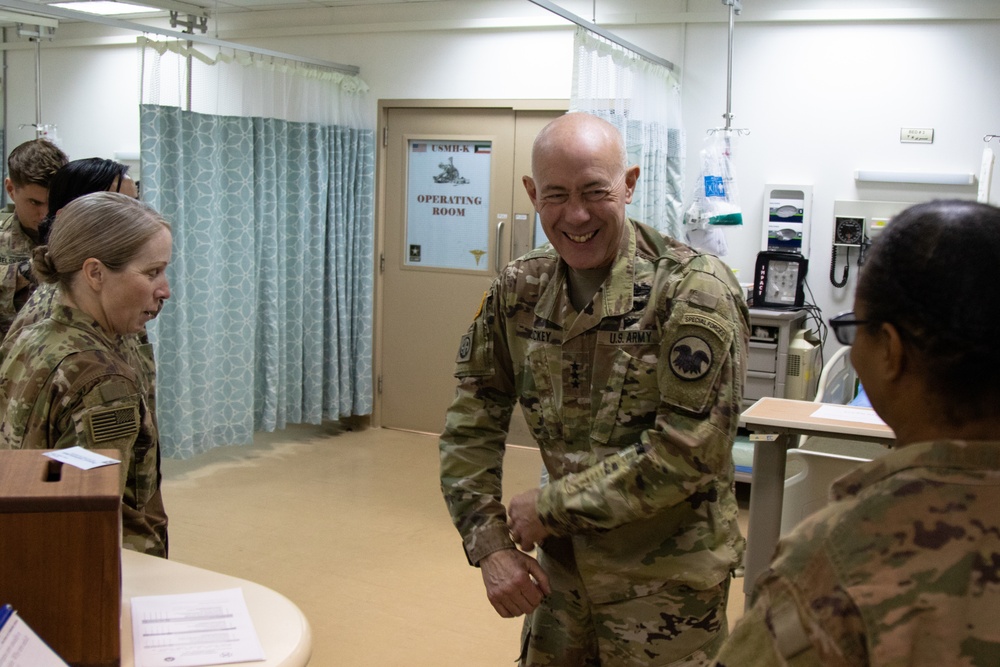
[532,148,625,193]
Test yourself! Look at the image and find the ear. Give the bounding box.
[4,178,14,200]
[879,322,908,383]
[523,175,538,209]
[79,258,106,292]
[623,165,640,204]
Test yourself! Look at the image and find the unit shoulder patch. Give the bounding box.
[669,335,713,381]
[457,333,473,363]
[660,306,734,413]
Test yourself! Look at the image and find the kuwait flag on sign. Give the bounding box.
[475,144,491,154]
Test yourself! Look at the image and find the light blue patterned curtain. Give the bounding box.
[571,28,684,237]
[139,40,373,458]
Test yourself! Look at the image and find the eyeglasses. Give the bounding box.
[828,311,872,345]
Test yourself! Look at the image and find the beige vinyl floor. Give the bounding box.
[160,422,750,667]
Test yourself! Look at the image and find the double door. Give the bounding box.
[376,103,564,439]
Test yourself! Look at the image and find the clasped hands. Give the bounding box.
[478,488,553,618]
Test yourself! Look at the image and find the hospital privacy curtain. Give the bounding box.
[139,40,374,459]
[571,27,684,238]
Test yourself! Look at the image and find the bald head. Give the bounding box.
[531,113,629,178]
[523,112,640,270]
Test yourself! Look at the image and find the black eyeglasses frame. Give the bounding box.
[828,311,873,346]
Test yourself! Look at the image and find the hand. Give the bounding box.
[479,548,551,618]
[508,488,551,551]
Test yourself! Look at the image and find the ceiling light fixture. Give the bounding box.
[50,1,161,16]
[45,0,210,20]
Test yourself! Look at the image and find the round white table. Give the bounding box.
[120,549,312,667]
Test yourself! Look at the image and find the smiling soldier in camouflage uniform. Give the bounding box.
[440,113,749,666]
[715,200,1000,666]
[0,193,171,558]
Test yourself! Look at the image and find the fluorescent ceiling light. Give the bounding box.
[855,170,975,185]
[50,1,162,15]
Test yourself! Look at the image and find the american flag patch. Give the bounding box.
[87,405,139,443]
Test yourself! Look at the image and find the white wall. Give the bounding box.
[6,8,999,358]
[4,29,142,161]
[673,18,1000,335]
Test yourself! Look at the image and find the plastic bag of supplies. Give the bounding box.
[692,132,743,227]
[683,203,729,256]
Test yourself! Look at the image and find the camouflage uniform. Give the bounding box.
[715,440,1000,667]
[3,283,159,417]
[0,211,40,339]
[440,220,749,666]
[0,303,168,558]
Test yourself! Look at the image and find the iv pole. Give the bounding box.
[710,0,749,137]
[14,19,56,139]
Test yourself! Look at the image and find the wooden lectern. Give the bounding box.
[0,449,122,667]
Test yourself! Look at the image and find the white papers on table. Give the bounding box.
[811,404,887,427]
[0,605,69,667]
[43,446,120,470]
[130,588,265,667]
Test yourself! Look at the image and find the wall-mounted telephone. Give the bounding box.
[830,216,864,288]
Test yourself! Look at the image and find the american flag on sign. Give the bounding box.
[412,143,427,152]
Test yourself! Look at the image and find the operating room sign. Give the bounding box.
[405,139,492,271]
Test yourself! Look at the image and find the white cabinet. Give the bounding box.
[744,309,806,408]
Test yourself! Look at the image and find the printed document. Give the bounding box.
[0,606,68,667]
[130,588,264,667]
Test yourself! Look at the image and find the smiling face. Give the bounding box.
[97,226,172,335]
[523,114,639,270]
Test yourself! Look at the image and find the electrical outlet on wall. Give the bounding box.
[900,128,934,143]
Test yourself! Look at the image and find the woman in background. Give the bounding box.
[0,192,171,557]
[714,199,1000,665]
[37,157,137,243]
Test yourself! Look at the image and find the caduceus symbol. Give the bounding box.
[470,249,487,265]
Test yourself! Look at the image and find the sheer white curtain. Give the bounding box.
[139,38,369,126]
[139,39,375,458]
[570,27,684,237]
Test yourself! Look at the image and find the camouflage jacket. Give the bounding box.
[0,212,39,339]
[0,304,168,557]
[440,220,749,604]
[3,283,159,416]
[715,440,1000,667]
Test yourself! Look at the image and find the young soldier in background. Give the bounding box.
[0,138,69,337]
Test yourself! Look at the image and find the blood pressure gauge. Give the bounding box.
[834,216,864,247]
